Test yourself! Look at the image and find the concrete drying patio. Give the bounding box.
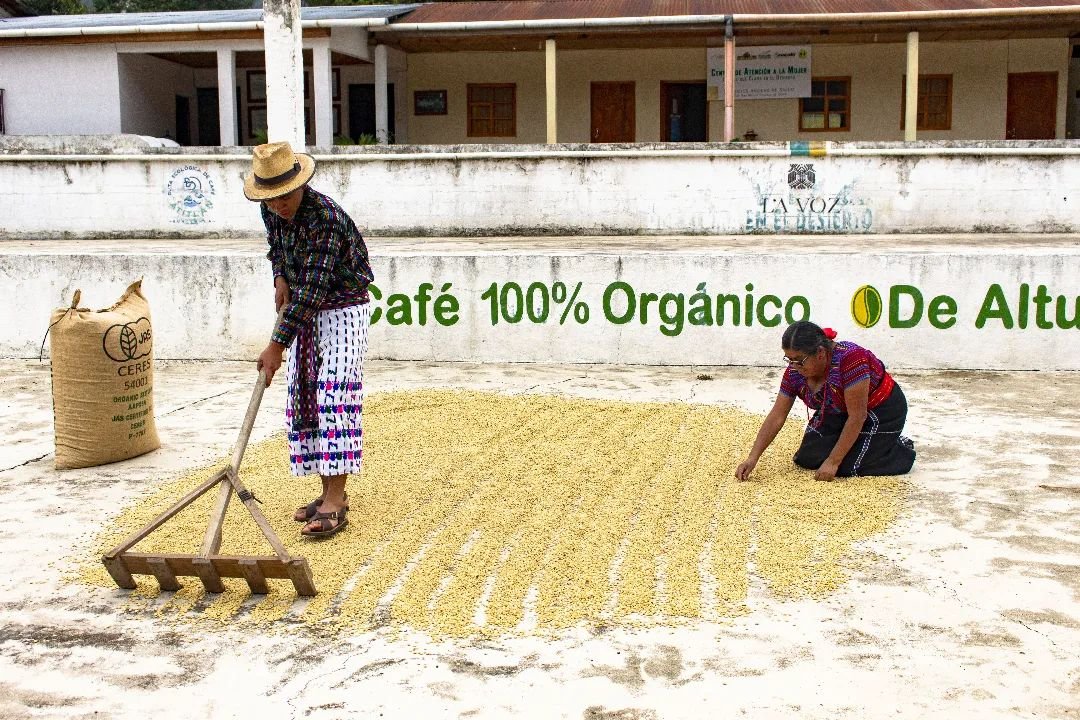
[0,358,1078,719]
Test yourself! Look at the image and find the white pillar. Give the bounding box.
[216,49,237,146]
[262,0,304,148]
[374,43,389,144]
[905,31,919,142]
[545,38,557,144]
[723,30,735,142]
[313,40,333,147]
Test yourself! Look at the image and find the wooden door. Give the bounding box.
[590,82,635,143]
[1006,72,1057,139]
[661,82,708,142]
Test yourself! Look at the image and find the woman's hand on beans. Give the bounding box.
[815,459,840,482]
[735,458,757,482]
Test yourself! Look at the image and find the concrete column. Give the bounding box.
[545,38,557,144]
[723,27,735,142]
[374,44,389,144]
[904,31,919,142]
[262,0,305,148]
[313,40,333,147]
[216,49,237,146]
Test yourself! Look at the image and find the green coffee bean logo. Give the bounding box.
[851,285,882,328]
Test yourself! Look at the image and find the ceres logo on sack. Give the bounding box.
[103,317,152,368]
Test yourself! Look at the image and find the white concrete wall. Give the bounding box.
[118,54,198,140]
[0,146,1075,237]
[5,242,1078,370]
[0,45,121,134]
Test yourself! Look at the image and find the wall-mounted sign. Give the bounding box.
[414,90,448,116]
[707,46,812,100]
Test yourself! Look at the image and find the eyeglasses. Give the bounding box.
[784,350,817,367]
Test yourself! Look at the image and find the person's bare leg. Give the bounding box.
[293,477,331,521]
[319,475,345,511]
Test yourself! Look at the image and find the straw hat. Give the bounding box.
[243,141,316,201]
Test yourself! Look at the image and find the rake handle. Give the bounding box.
[230,309,286,473]
[202,311,283,558]
[230,370,267,473]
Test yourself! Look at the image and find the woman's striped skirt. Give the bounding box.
[284,303,371,477]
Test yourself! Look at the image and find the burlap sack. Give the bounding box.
[50,280,160,469]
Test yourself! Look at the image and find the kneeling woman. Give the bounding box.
[735,321,915,482]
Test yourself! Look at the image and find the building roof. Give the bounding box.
[0,4,420,32]
[399,0,1080,23]
[374,0,1080,51]
[1,0,1077,47]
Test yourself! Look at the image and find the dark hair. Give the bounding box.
[782,321,835,354]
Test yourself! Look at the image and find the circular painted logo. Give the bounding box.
[851,285,882,328]
[165,165,216,225]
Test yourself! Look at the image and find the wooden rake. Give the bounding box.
[102,348,317,598]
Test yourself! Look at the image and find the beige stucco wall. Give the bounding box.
[407,50,548,144]
[555,48,713,143]
[407,47,712,144]
[405,38,1070,144]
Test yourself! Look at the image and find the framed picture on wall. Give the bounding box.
[247,71,266,102]
[332,68,341,101]
[414,89,448,116]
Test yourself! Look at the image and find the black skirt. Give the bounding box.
[793,384,916,477]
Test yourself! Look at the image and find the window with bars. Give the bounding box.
[901,75,953,131]
[467,83,516,138]
[799,77,850,132]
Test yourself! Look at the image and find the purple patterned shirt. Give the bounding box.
[779,341,888,415]
[263,187,374,347]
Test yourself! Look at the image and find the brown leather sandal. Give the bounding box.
[294,498,321,523]
[301,507,348,538]
[293,493,348,522]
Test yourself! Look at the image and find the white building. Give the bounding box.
[0,5,418,146]
[1,1,1079,145]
